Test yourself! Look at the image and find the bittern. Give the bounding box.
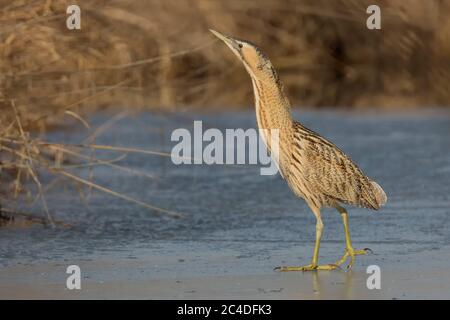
[210,29,387,271]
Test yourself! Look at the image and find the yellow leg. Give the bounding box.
[275,209,338,272]
[334,206,371,269]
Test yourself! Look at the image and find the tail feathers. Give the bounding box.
[370,180,387,209]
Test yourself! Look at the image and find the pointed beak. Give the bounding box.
[209,29,241,54]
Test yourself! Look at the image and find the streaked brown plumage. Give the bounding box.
[289,121,386,211]
[211,29,387,271]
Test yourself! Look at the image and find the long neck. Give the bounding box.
[251,75,294,176]
[251,77,293,132]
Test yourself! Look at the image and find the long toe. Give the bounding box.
[275,265,317,272]
[315,264,340,271]
[347,254,356,270]
[275,264,338,272]
[352,248,371,256]
[335,251,349,267]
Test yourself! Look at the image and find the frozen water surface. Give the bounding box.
[1,110,450,299]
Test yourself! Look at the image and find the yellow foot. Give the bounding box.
[335,247,372,270]
[274,263,339,272]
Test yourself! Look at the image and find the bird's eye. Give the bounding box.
[238,43,243,49]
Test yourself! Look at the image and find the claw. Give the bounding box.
[363,247,373,254]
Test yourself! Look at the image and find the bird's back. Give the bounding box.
[286,121,387,210]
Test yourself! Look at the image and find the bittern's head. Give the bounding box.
[210,29,278,84]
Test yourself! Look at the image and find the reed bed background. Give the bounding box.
[1,0,449,225]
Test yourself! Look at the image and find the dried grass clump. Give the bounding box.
[0,100,181,227]
[0,1,187,224]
